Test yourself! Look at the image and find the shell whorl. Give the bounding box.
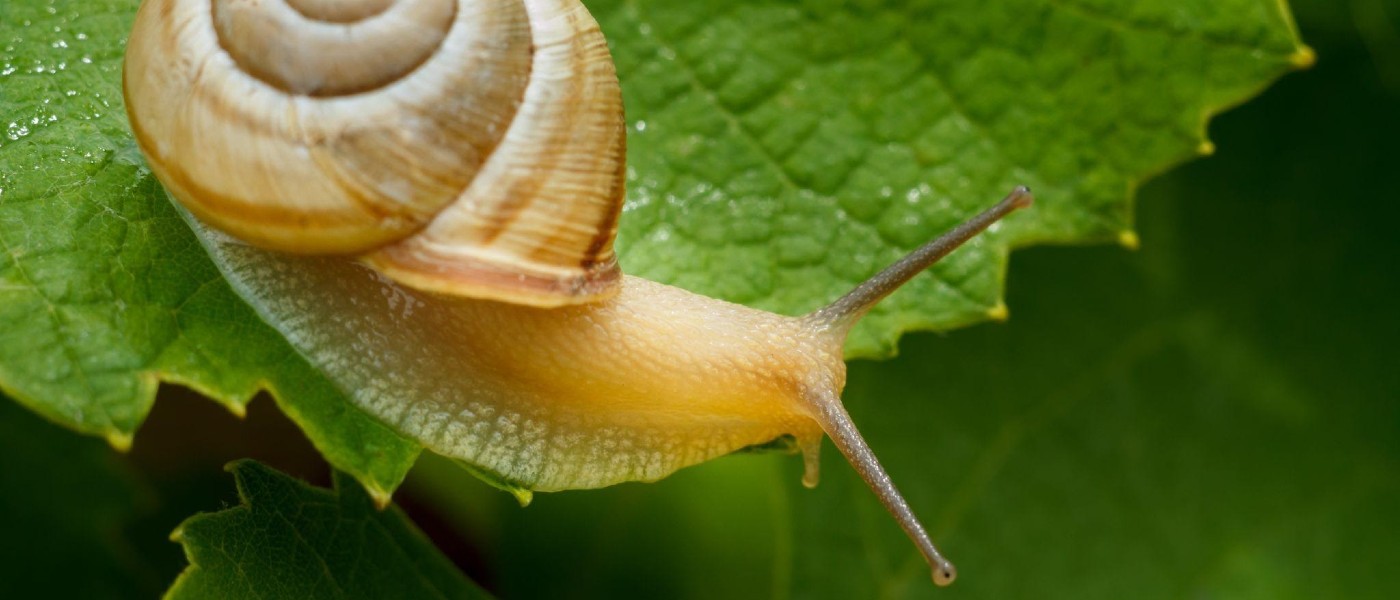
[124,0,626,306]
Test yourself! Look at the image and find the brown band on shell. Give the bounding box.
[285,0,395,23]
[212,0,457,97]
[364,242,622,307]
[127,100,421,252]
[580,119,629,269]
[364,0,627,304]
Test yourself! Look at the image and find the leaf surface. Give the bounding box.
[591,0,1309,355]
[167,460,492,600]
[0,0,1303,493]
[0,0,419,495]
[404,8,1400,594]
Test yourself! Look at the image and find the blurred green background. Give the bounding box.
[2,0,1397,597]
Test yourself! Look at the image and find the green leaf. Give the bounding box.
[0,0,419,495]
[404,5,1400,595]
[591,0,1311,356]
[783,32,1400,592]
[0,0,1303,493]
[167,460,492,600]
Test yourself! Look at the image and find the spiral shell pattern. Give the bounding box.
[124,0,626,306]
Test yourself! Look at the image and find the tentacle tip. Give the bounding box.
[932,562,957,587]
[799,432,824,488]
[1006,186,1034,210]
[800,453,822,488]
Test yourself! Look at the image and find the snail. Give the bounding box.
[123,0,1033,587]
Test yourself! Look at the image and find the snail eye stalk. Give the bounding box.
[807,186,1033,333]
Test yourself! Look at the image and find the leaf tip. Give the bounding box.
[1291,46,1317,70]
[1197,140,1216,157]
[451,458,535,506]
[105,431,134,452]
[225,401,248,419]
[367,485,393,510]
[985,302,1010,322]
[1118,231,1141,251]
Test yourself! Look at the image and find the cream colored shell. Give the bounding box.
[123,0,627,306]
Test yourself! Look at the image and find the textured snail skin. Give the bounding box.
[124,0,625,307]
[182,189,1031,588]
[196,226,839,492]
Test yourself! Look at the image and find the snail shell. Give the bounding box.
[124,0,627,306]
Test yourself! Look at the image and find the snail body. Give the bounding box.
[201,249,840,492]
[126,0,1035,587]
